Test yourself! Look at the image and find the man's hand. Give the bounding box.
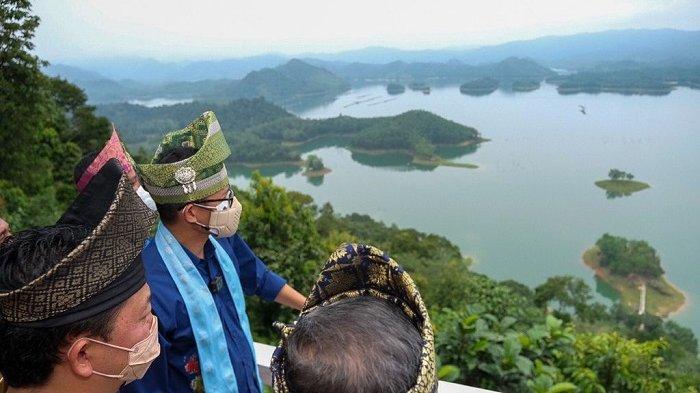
[274,284,307,311]
[0,218,11,244]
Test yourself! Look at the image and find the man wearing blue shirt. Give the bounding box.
[123,111,306,393]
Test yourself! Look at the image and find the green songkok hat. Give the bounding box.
[137,111,231,204]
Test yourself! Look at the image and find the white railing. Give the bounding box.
[253,342,498,393]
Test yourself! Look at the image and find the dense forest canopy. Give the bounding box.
[596,234,665,278]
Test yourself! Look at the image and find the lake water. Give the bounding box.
[230,83,700,335]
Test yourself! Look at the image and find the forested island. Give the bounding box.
[547,64,700,96]
[595,169,650,198]
[97,98,484,169]
[584,234,686,317]
[302,154,331,177]
[512,79,541,92]
[459,77,499,96]
[386,83,406,95]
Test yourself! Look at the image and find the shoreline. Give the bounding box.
[302,168,332,178]
[582,247,688,317]
[243,138,485,169]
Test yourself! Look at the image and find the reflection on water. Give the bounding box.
[306,175,325,186]
[595,276,621,303]
[228,135,482,179]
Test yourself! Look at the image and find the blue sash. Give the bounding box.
[154,223,262,392]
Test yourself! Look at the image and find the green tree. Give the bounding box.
[235,172,325,341]
[534,276,593,321]
[304,154,324,172]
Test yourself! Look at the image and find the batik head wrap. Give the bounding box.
[270,243,438,393]
[136,111,231,204]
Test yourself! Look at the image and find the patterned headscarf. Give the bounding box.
[271,243,437,393]
[136,111,231,204]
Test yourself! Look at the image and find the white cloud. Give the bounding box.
[32,0,697,61]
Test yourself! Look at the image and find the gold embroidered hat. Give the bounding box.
[136,111,231,205]
[0,160,157,326]
[271,243,437,393]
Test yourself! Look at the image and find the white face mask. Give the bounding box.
[135,185,157,211]
[193,196,242,238]
[69,316,161,384]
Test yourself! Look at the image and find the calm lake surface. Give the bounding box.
[230,83,700,335]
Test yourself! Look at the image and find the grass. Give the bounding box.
[583,247,686,317]
[595,179,650,195]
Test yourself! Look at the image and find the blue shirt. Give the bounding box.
[120,234,286,393]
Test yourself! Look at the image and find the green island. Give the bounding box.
[302,154,331,177]
[98,99,484,170]
[386,82,406,95]
[583,234,686,317]
[460,77,499,96]
[595,169,650,198]
[547,64,700,96]
[512,79,541,92]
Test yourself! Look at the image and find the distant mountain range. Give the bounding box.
[45,59,349,108]
[306,57,555,83]
[47,29,700,83]
[46,57,555,106]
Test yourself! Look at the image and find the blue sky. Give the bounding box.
[33,0,700,61]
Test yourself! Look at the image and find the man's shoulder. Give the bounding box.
[141,239,180,292]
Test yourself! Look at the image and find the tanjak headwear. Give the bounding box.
[0,160,157,326]
[137,111,231,205]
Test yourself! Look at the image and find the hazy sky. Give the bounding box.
[33,0,700,62]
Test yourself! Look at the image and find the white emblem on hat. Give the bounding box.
[174,166,197,194]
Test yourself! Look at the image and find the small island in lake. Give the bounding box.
[387,83,406,95]
[460,77,499,96]
[595,169,650,198]
[583,234,686,317]
[511,79,541,92]
[302,154,331,177]
[409,82,431,94]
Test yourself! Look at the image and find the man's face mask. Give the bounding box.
[69,316,160,384]
[190,189,242,238]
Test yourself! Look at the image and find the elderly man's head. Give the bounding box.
[285,296,423,393]
[271,244,437,393]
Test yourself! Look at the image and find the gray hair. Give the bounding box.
[285,296,423,393]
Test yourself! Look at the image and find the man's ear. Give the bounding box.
[181,203,198,224]
[66,339,94,378]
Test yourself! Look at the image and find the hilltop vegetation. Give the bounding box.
[97,99,483,166]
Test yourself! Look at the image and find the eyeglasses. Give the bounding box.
[190,189,234,212]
